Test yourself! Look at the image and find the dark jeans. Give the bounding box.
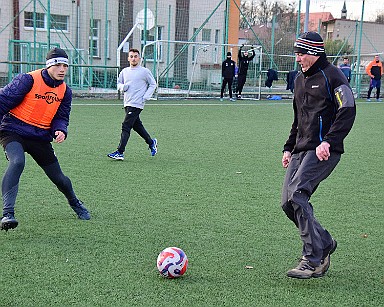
[281,150,341,265]
[118,106,152,153]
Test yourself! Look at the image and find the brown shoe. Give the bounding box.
[287,256,329,279]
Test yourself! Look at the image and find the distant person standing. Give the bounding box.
[108,48,158,161]
[220,52,236,102]
[366,55,383,101]
[0,47,91,231]
[235,45,255,99]
[339,57,351,82]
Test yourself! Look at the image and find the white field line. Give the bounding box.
[72,100,382,107]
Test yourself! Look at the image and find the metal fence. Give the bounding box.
[0,0,382,99]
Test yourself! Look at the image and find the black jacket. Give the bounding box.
[283,54,356,154]
[222,58,236,79]
[265,69,278,88]
[286,70,299,92]
[238,47,255,76]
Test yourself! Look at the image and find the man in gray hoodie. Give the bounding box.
[108,48,157,161]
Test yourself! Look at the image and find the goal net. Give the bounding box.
[142,41,263,100]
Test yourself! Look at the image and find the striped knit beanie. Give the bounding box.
[294,32,325,56]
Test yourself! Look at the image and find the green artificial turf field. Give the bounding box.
[1,99,383,306]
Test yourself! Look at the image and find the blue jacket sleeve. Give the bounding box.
[51,86,72,138]
[0,74,34,119]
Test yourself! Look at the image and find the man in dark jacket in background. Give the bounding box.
[339,57,351,83]
[220,52,236,101]
[0,47,90,231]
[281,32,356,279]
[235,45,255,99]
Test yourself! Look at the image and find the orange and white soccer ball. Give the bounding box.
[157,247,188,278]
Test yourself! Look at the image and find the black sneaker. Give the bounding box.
[287,256,329,279]
[70,200,91,220]
[1,213,18,231]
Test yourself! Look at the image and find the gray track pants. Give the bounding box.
[281,150,341,265]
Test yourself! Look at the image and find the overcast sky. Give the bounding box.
[286,0,381,21]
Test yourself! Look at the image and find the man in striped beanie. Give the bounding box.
[281,32,356,279]
[293,31,325,56]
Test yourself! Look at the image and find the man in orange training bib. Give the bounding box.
[0,47,90,231]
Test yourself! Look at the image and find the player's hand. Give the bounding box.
[54,131,65,143]
[282,151,291,168]
[123,82,131,92]
[316,141,330,161]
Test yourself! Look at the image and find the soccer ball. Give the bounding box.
[157,247,188,278]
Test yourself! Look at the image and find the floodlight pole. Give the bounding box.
[356,0,365,99]
[47,0,51,49]
[304,0,310,33]
[270,15,276,69]
[143,0,148,66]
[294,0,302,71]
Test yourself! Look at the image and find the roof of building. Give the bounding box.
[299,12,334,31]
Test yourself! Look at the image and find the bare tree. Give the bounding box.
[239,0,297,28]
[239,1,299,70]
[375,12,384,24]
[239,1,258,28]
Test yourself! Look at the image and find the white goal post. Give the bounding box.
[142,40,263,100]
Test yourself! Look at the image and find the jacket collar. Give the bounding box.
[303,54,329,78]
[42,69,64,88]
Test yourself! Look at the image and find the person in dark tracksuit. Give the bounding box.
[281,32,356,279]
[235,45,255,99]
[220,52,236,101]
[0,47,91,231]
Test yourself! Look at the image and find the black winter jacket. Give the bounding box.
[238,46,255,76]
[283,55,356,154]
[222,58,236,79]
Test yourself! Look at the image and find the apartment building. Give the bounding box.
[0,0,237,89]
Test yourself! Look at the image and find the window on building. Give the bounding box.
[51,14,68,31]
[214,29,220,63]
[24,12,68,31]
[106,20,111,59]
[215,29,220,44]
[141,26,163,61]
[202,28,211,42]
[192,27,199,62]
[24,12,45,29]
[89,19,100,57]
